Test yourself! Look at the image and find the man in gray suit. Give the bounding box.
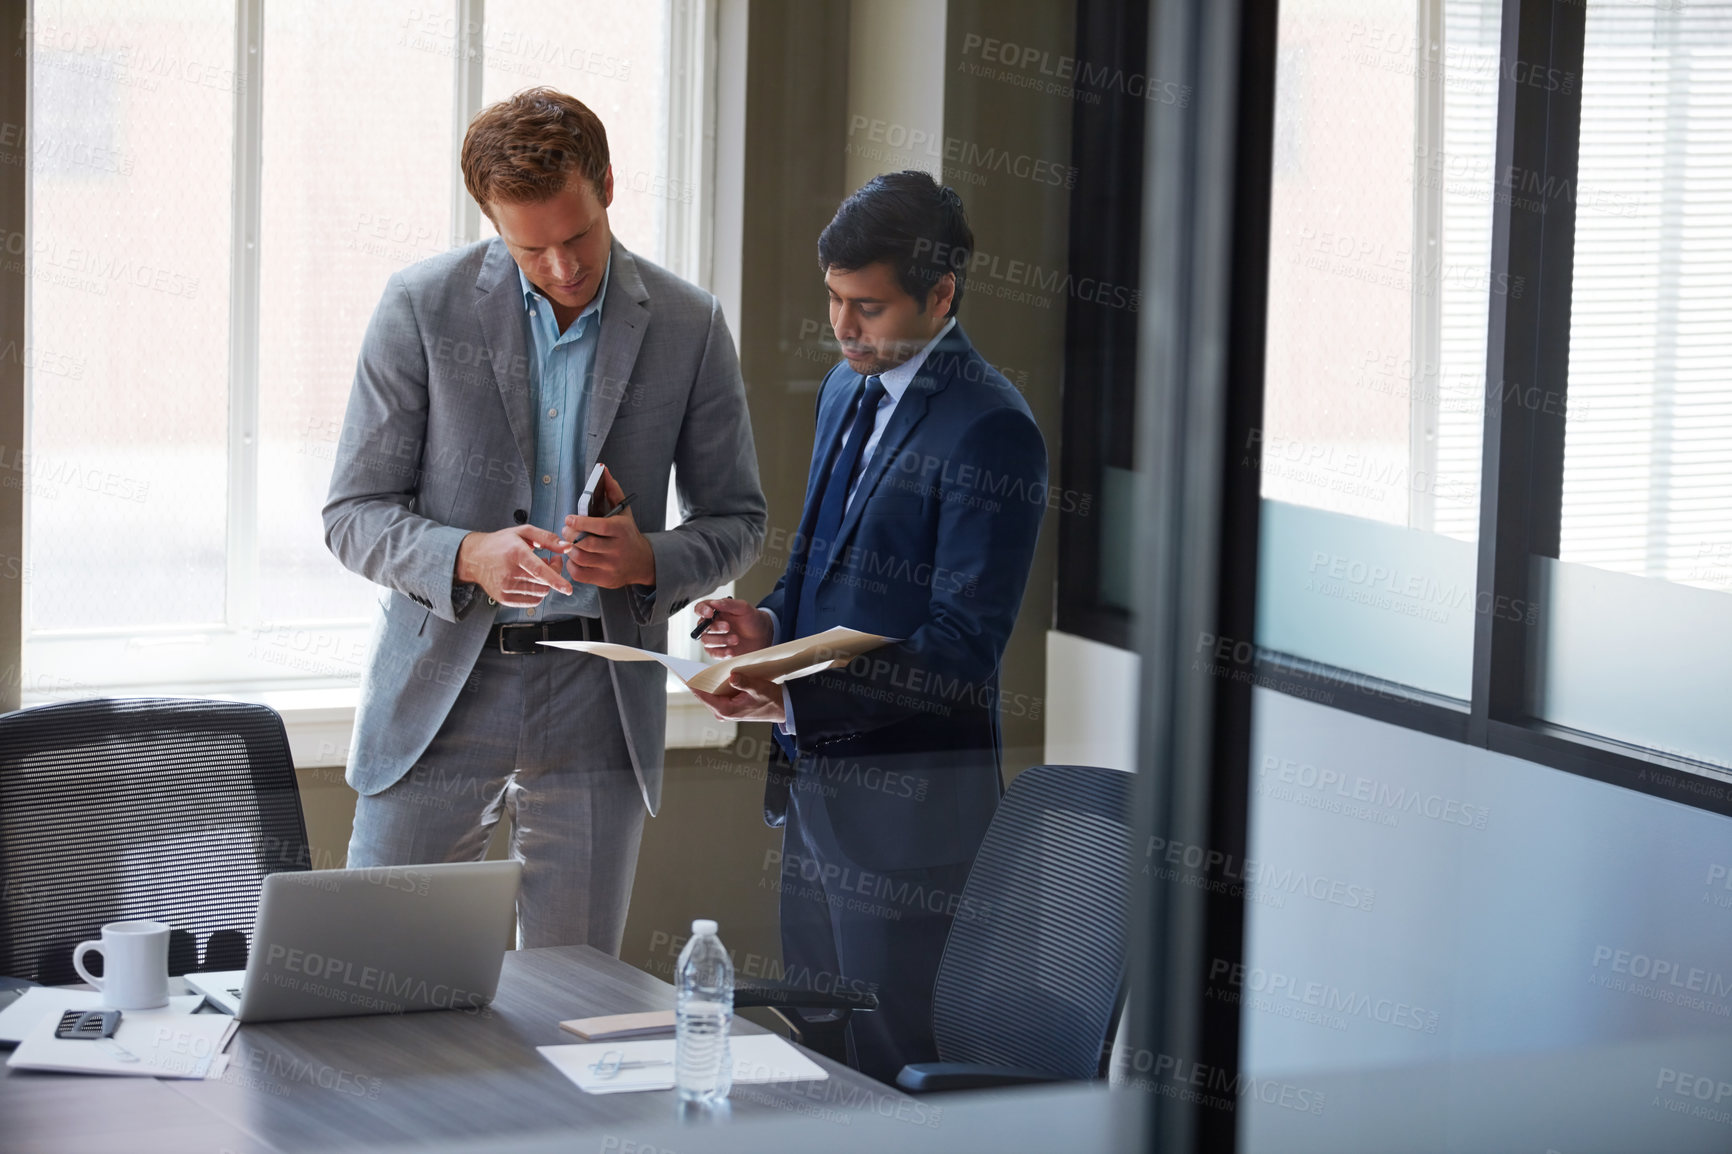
[323,88,765,952]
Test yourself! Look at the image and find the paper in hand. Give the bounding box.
[541,626,896,697]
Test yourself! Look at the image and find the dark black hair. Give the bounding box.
[817,170,973,317]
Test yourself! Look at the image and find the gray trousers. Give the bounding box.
[346,645,647,954]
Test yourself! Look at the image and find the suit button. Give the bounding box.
[513,509,528,524]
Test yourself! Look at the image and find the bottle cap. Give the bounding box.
[692,918,718,936]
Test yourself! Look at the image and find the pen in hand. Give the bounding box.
[564,492,637,546]
[690,610,713,641]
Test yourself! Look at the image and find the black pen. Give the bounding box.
[690,609,714,640]
[565,492,636,546]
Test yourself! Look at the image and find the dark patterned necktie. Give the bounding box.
[789,375,886,640]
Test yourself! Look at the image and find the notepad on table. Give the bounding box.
[537,1033,828,1095]
[7,1003,238,1079]
[0,987,207,1046]
[558,1009,676,1041]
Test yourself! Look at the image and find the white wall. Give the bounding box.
[1043,629,1139,771]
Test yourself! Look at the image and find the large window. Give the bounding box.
[1532,0,1732,769]
[28,1,237,639]
[1245,0,1732,806]
[1559,1,1732,590]
[1256,0,1499,701]
[23,1,708,697]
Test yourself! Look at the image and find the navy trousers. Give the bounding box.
[777,770,977,1084]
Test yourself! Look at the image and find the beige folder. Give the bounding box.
[540,625,896,696]
[557,1010,675,1041]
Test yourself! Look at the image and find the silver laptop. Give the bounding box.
[185,860,521,1023]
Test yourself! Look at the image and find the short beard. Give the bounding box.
[844,334,929,376]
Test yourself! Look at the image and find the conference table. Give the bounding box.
[0,945,920,1153]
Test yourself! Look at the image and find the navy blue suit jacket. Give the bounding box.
[759,323,1047,872]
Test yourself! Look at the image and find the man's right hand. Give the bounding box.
[456,525,573,608]
[692,597,774,657]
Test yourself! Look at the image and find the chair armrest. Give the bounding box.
[733,981,875,1067]
[895,1062,1071,1093]
[734,980,879,1014]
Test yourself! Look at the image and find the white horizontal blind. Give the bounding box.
[1561,0,1732,592]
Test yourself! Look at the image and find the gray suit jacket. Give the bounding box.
[324,237,766,812]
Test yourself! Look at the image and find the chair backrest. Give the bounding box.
[0,697,310,983]
[930,763,1133,1079]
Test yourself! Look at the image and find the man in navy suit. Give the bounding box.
[692,171,1047,1082]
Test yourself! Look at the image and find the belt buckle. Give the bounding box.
[496,623,545,655]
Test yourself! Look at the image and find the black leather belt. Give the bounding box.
[485,616,601,655]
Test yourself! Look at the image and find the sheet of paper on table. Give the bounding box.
[541,625,897,697]
[537,1034,829,1095]
[0,987,207,1045]
[7,1003,238,1079]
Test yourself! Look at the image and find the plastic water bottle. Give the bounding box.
[675,918,734,1102]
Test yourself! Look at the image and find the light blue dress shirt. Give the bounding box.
[499,257,611,622]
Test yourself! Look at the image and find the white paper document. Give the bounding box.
[537,1033,829,1095]
[7,1003,238,1079]
[0,987,207,1045]
[542,625,896,697]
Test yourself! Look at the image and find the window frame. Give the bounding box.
[1053,0,1732,819]
[1244,0,1732,820]
[1053,0,1149,653]
[21,0,721,706]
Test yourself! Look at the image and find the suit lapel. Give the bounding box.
[474,240,535,472]
[804,369,858,507]
[819,387,930,582]
[780,369,858,613]
[818,324,970,581]
[584,239,651,475]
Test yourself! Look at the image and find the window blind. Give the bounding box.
[1561,0,1732,590]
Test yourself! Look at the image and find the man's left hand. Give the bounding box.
[691,669,787,724]
[562,465,656,589]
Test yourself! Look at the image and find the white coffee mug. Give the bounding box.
[72,920,171,1010]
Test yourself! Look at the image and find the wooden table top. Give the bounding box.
[0,945,917,1153]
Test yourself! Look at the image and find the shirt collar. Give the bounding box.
[519,255,612,334]
[875,317,956,404]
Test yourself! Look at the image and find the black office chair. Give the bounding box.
[0,697,311,985]
[897,762,1132,1090]
[738,764,1133,1090]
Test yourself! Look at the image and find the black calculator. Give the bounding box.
[54,1009,121,1040]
